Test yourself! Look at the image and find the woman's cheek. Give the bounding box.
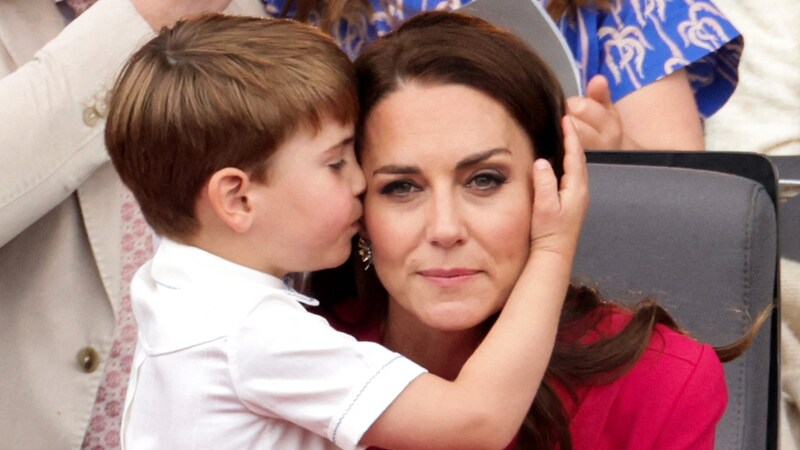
[371,216,415,261]
[491,203,532,273]
[365,205,407,257]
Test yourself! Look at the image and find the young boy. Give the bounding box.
[105,13,587,450]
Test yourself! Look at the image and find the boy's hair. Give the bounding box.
[105,14,358,238]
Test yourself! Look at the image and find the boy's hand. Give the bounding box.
[132,0,233,31]
[529,115,589,263]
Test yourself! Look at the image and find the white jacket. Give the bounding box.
[0,0,264,447]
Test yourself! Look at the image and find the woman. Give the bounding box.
[310,11,760,449]
[265,0,742,151]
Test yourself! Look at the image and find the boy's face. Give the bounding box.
[252,117,365,274]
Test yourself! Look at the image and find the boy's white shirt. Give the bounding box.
[121,239,426,450]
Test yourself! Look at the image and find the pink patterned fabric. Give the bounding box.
[64,0,97,17]
[82,191,152,450]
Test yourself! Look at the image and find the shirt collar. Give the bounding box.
[132,239,316,354]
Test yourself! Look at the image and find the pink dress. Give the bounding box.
[321,305,727,449]
[556,312,727,449]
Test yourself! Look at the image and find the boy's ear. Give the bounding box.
[206,168,255,234]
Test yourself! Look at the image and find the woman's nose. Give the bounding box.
[426,191,466,248]
[350,161,366,196]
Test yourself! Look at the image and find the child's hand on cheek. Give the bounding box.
[528,115,589,265]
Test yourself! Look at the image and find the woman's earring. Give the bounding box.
[357,237,373,271]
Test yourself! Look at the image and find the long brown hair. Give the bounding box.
[310,11,766,449]
[279,0,613,32]
[546,0,612,21]
[278,0,370,32]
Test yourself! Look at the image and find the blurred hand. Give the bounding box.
[132,0,234,31]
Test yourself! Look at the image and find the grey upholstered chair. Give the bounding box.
[574,153,779,450]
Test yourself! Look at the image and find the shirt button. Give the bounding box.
[82,106,100,127]
[76,347,101,373]
[93,92,109,118]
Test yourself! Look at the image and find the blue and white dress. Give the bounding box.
[263,0,742,117]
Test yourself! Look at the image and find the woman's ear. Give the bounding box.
[206,168,255,234]
[358,219,370,241]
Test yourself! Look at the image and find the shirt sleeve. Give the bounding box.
[227,292,427,450]
[0,0,153,246]
[590,0,742,116]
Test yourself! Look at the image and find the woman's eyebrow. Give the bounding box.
[456,148,511,169]
[371,148,510,176]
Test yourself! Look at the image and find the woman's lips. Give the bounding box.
[418,268,481,287]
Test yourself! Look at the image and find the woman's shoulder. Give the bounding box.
[646,322,719,364]
[632,323,726,404]
[594,309,725,400]
[570,310,727,448]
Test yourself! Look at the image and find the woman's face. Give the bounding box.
[361,82,535,331]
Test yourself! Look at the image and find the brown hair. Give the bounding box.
[105,14,358,238]
[280,0,612,32]
[546,0,613,21]
[279,0,371,33]
[311,11,765,450]
[355,10,566,179]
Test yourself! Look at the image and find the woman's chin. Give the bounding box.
[420,310,490,333]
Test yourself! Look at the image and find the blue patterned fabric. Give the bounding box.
[263,0,742,116]
[555,0,742,117]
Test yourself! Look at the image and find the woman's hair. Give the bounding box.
[312,10,765,450]
[355,10,566,178]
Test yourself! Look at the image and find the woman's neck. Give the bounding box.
[382,300,487,381]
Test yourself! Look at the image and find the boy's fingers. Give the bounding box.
[532,158,559,216]
[561,116,588,190]
[558,117,590,221]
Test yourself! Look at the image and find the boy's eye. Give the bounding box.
[380,180,421,197]
[466,171,507,190]
[328,159,346,170]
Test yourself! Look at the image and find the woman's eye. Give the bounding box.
[328,159,346,170]
[380,180,421,197]
[467,172,507,190]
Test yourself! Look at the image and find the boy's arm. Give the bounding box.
[362,117,588,449]
[0,0,230,247]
